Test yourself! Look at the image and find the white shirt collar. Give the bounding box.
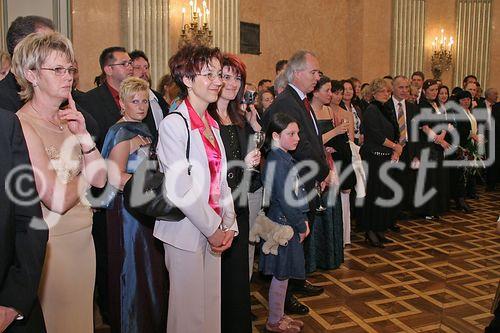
[392,95,405,107]
[288,83,307,100]
[149,89,158,102]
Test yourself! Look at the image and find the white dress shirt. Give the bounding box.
[149,89,164,130]
[288,83,319,135]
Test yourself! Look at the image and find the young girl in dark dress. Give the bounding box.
[261,113,309,333]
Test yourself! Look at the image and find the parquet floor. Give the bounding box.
[250,188,500,333]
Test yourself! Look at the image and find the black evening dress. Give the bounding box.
[219,123,252,333]
[415,99,449,216]
[304,119,344,273]
[317,119,356,190]
[360,100,399,232]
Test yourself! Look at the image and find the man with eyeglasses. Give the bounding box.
[76,46,133,149]
[74,46,133,327]
[129,50,169,143]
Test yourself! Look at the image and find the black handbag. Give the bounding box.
[123,112,191,221]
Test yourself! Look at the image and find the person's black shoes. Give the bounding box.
[284,295,309,315]
[389,224,401,233]
[456,198,472,213]
[365,231,385,248]
[291,280,324,296]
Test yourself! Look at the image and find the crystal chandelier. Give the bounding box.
[179,0,213,48]
[431,29,454,80]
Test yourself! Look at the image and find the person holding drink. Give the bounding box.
[207,53,261,333]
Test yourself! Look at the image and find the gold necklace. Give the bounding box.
[31,103,63,131]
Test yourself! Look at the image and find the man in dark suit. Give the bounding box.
[75,46,133,149]
[0,110,48,333]
[384,76,419,227]
[129,49,169,143]
[0,16,54,112]
[0,16,99,140]
[262,50,330,315]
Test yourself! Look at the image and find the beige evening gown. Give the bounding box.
[18,110,95,333]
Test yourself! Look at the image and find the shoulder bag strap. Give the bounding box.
[168,111,192,175]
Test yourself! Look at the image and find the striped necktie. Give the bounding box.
[397,102,407,145]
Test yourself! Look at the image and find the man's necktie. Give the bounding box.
[397,102,407,145]
[303,98,319,135]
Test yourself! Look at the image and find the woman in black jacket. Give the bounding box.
[207,53,261,333]
[448,90,478,212]
[360,78,402,248]
[415,79,451,219]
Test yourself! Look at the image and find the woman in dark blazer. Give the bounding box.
[448,90,477,212]
[360,78,403,248]
[207,53,261,333]
[415,79,450,219]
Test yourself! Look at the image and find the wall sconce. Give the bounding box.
[431,29,454,80]
[179,0,213,48]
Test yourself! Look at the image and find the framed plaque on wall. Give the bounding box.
[240,21,260,55]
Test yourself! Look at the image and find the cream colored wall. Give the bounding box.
[238,0,393,85]
[489,0,500,91]
[71,0,123,91]
[70,0,499,91]
[168,0,184,66]
[240,0,351,84]
[424,0,456,87]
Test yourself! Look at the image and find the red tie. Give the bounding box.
[303,98,319,135]
[303,98,313,114]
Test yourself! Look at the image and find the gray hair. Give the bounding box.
[274,72,288,93]
[393,75,408,82]
[369,78,389,95]
[484,87,497,98]
[284,50,316,83]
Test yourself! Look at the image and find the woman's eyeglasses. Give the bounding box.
[40,66,78,76]
[196,72,222,81]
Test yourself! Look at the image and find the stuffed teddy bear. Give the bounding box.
[249,212,294,255]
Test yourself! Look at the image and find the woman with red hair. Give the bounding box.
[156,44,238,333]
[208,53,261,333]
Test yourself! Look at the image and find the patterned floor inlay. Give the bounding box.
[251,188,500,333]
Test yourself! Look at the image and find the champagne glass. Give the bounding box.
[254,131,265,150]
[248,131,265,171]
[315,181,327,214]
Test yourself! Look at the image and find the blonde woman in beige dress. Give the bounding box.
[12,32,107,332]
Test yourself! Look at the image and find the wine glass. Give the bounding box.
[248,131,265,171]
[315,181,327,214]
[254,131,265,150]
